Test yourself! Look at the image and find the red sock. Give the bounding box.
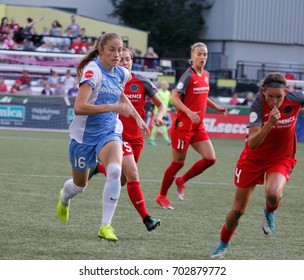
[127,181,148,219]
[159,161,184,196]
[266,201,279,212]
[97,163,106,176]
[182,158,216,182]
[220,224,235,243]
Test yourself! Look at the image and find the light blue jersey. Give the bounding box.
[69,59,129,145]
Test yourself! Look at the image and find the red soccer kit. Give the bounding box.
[171,67,210,151]
[235,91,304,188]
[119,73,158,162]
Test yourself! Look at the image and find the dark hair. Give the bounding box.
[260,72,287,89]
[122,47,134,60]
[77,32,122,79]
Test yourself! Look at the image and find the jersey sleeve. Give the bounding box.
[79,61,101,90]
[287,90,304,106]
[248,93,263,128]
[174,69,192,95]
[137,74,158,98]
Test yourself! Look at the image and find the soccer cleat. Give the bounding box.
[262,208,275,236]
[156,194,174,209]
[56,189,69,223]
[98,224,118,242]
[143,216,161,231]
[175,176,185,201]
[149,140,157,146]
[210,241,230,258]
[167,140,172,145]
[88,162,99,180]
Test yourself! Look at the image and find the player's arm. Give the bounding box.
[150,94,166,126]
[247,107,280,149]
[120,93,150,137]
[207,98,227,115]
[171,90,200,124]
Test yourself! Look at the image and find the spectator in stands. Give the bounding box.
[10,79,22,94]
[144,46,159,70]
[70,35,87,54]
[47,70,60,88]
[85,37,94,51]
[53,81,66,96]
[0,77,8,93]
[67,79,79,97]
[80,27,88,42]
[60,69,75,92]
[0,37,9,49]
[0,17,9,35]
[13,27,26,46]
[24,17,44,34]
[67,14,80,38]
[229,92,240,105]
[4,32,16,49]
[19,69,32,88]
[49,20,63,37]
[9,17,20,34]
[41,81,53,96]
[240,91,255,107]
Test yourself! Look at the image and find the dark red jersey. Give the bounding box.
[240,91,304,161]
[172,67,210,131]
[119,73,158,141]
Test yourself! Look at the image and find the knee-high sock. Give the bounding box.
[182,158,216,182]
[220,224,235,243]
[101,163,122,226]
[61,179,86,206]
[127,181,148,219]
[159,161,184,196]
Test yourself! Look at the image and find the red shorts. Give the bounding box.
[171,128,209,152]
[122,140,144,163]
[234,157,297,188]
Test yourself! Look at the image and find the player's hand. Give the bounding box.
[269,106,280,125]
[153,114,164,126]
[187,110,201,124]
[115,103,132,117]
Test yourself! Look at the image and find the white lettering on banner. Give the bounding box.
[204,118,248,134]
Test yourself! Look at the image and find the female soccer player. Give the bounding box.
[56,33,149,242]
[89,47,166,231]
[156,42,227,209]
[211,72,304,258]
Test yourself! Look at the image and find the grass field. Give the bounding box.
[0,129,304,260]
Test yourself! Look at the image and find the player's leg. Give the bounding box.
[211,185,255,258]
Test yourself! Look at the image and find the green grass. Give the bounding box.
[0,129,304,260]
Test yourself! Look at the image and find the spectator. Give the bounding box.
[0,17,9,34]
[4,33,16,49]
[67,79,79,97]
[19,69,32,88]
[10,80,22,94]
[80,27,88,42]
[41,81,53,96]
[46,70,60,88]
[49,20,63,37]
[9,17,20,34]
[144,46,159,70]
[67,14,80,38]
[0,77,8,92]
[13,27,26,46]
[60,69,75,92]
[70,35,87,54]
[0,37,9,49]
[240,91,255,107]
[53,82,66,96]
[229,92,240,105]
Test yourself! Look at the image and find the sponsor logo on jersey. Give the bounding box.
[176,82,184,90]
[125,94,142,99]
[249,112,258,123]
[193,86,209,93]
[84,70,93,79]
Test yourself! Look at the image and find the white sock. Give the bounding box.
[61,179,86,206]
[101,163,122,226]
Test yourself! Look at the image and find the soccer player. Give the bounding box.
[211,72,304,258]
[56,33,149,242]
[156,42,227,209]
[89,47,166,231]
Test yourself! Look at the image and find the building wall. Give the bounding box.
[201,0,304,71]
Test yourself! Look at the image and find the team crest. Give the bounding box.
[176,82,184,90]
[284,106,293,114]
[84,70,93,79]
[249,112,258,123]
[205,76,209,84]
[130,83,139,92]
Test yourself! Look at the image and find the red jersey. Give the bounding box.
[119,73,158,141]
[172,67,210,131]
[239,91,304,161]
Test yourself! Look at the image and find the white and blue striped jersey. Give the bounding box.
[69,59,129,145]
